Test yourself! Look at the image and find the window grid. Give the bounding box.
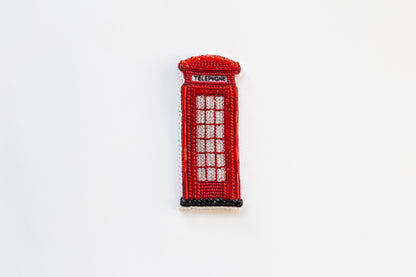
[196,95,226,182]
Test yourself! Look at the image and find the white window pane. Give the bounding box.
[217,154,225,167]
[215,111,224,124]
[206,96,215,109]
[207,168,216,181]
[217,168,225,182]
[216,139,224,152]
[197,154,205,167]
[198,168,206,181]
[196,139,205,152]
[215,96,224,109]
[216,125,224,138]
[206,110,214,123]
[206,139,215,152]
[206,125,214,138]
[196,125,205,138]
[197,95,205,109]
[197,110,205,123]
[206,154,215,166]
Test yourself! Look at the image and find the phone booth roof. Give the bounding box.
[178,55,241,73]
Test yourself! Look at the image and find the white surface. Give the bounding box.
[1,0,416,276]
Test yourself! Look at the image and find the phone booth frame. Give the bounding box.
[179,55,242,207]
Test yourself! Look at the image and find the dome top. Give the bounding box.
[178,55,240,73]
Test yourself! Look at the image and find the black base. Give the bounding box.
[180,198,243,207]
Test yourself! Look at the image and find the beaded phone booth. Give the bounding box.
[179,55,242,207]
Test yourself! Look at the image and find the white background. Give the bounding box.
[1,0,415,276]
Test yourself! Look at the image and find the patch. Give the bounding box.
[178,55,243,207]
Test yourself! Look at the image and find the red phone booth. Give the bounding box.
[179,55,242,207]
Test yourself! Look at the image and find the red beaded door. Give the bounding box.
[179,55,242,207]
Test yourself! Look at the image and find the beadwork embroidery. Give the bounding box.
[179,55,242,207]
